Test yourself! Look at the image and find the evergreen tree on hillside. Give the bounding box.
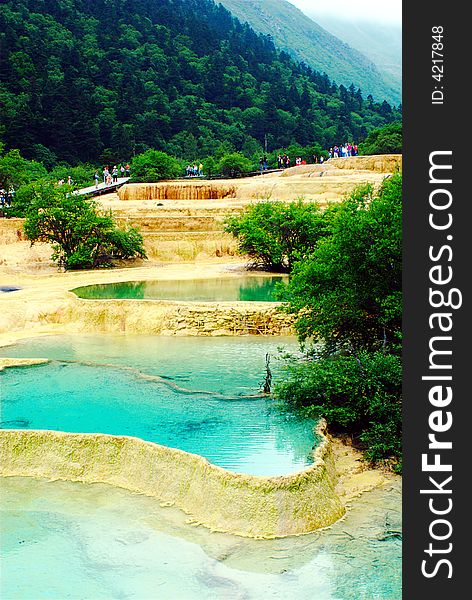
[0,0,401,165]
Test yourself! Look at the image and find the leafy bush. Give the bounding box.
[274,176,403,471]
[218,153,252,177]
[359,121,402,155]
[202,156,218,177]
[274,351,402,470]
[280,175,402,353]
[130,149,182,182]
[48,163,97,188]
[0,148,47,192]
[23,183,146,270]
[225,200,332,271]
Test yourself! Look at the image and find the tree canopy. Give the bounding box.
[225,200,333,271]
[0,0,401,166]
[22,183,146,270]
[359,122,402,155]
[280,175,402,354]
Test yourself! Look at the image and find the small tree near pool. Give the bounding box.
[225,200,333,272]
[23,183,147,270]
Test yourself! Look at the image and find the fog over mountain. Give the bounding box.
[288,1,402,101]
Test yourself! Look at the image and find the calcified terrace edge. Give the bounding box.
[0,418,345,539]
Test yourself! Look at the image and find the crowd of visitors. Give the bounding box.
[277,154,291,169]
[29,143,362,197]
[186,163,203,177]
[99,163,130,187]
[328,143,358,158]
[275,142,358,170]
[0,189,12,209]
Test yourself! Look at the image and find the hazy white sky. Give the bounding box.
[287,0,402,25]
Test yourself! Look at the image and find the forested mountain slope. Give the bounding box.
[0,0,400,164]
[303,12,402,100]
[217,0,400,105]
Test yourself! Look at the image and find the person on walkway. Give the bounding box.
[125,164,130,177]
[259,157,264,172]
[112,166,118,183]
[103,167,109,184]
[120,165,125,178]
[94,172,99,189]
[198,162,203,176]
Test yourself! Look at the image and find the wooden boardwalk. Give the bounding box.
[76,177,130,197]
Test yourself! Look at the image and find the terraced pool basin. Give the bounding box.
[0,476,402,600]
[0,335,314,476]
[71,275,287,302]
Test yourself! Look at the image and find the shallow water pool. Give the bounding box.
[0,476,402,599]
[71,276,287,302]
[0,335,314,475]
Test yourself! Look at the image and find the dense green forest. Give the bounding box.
[0,0,401,167]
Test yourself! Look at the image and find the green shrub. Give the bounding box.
[273,176,403,472]
[202,156,218,177]
[0,149,47,192]
[359,121,402,155]
[130,149,181,182]
[225,200,332,271]
[23,183,146,270]
[218,152,252,177]
[48,163,97,188]
[281,175,402,353]
[274,351,402,469]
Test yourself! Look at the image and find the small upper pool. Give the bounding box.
[71,276,287,302]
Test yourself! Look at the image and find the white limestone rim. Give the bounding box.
[0,419,328,485]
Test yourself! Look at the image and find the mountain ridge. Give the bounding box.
[217,0,400,105]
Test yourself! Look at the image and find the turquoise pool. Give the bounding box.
[71,276,287,302]
[0,335,314,475]
[0,476,402,599]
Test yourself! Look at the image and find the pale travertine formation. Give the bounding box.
[0,421,345,538]
[0,156,402,537]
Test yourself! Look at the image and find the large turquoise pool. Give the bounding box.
[0,476,402,599]
[0,335,315,475]
[72,276,287,302]
[0,334,402,598]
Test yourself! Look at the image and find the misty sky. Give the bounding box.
[287,0,402,25]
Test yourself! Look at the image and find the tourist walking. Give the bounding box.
[94,171,99,188]
[120,165,125,178]
[112,166,118,183]
[125,163,130,177]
